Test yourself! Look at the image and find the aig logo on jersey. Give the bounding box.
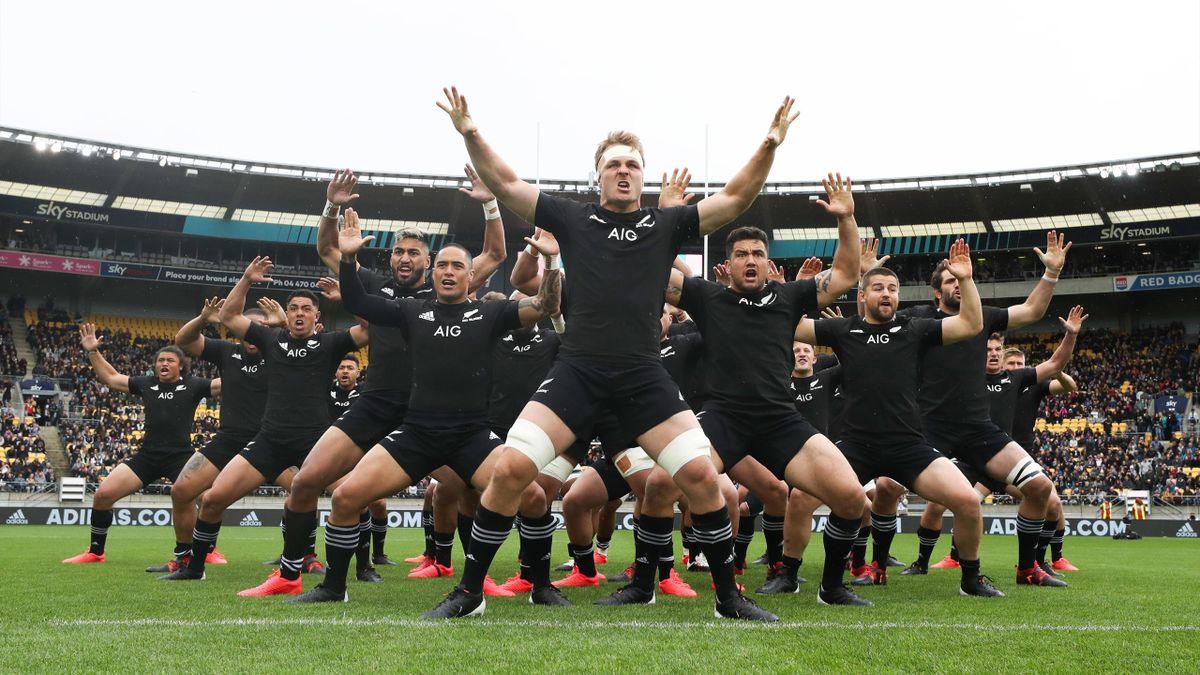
[738,292,776,308]
[279,341,310,358]
[606,215,655,242]
[434,325,462,338]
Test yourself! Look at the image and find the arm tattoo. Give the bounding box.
[537,268,562,317]
[666,284,683,304]
[816,270,832,295]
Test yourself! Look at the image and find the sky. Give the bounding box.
[1,1,1197,184]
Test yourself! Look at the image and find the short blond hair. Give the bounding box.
[594,131,645,170]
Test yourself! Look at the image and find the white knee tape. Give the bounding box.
[1005,458,1043,488]
[539,455,577,482]
[506,418,557,470]
[613,447,654,478]
[655,428,712,478]
[862,479,877,493]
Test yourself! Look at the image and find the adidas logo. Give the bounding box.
[1176,521,1197,538]
[419,311,435,322]
[239,511,263,527]
[5,509,28,525]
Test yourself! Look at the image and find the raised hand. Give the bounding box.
[317,277,342,303]
[255,297,287,327]
[458,164,494,203]
[79,323,103,351]
[945,239,973,280]
[327,169,360,206]
[659,168,695,208]
[765,96,800,147]
[815,172,854,217]
[766,260,785,283]
[1059,305,1089,335]
[436,86,477,136]
[713,263,732,287]
[1033,230,1072,273]
[859,238,891,277]
[200,296,225,322]
[820,305,844,319]
[243,256,274,283]
[527,228,559,257]
[796,256,824,281]
[337,208,375,256]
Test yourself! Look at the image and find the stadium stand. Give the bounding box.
[0,407,53,491]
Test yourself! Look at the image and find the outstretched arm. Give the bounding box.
[793,317,818,344]
[175,297,224,357]
[338,208,406,328]
[510,228,556,296]
[665,267,686,306]
[218,257,273,339]
[317,169,361,273]
[940,240,983,344]
[516,236,562,327]
[438,87,540,224]
[698,96,799,236]
[1049,373,1078,395]
[1008,230,1072,328]
[80,323,130,393]
[812,173,861,306]
[1035,305,1087,382]
[459,164,508,292]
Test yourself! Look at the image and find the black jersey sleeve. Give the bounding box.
[912,317,944,347]
[780,279,820,321]
[675,274,712,316]
[986,305,1010,333]
[822,364,843,387]
[200,337,234,365]
[242,322,272,352]
[812,316,852,348]
[190,377,213,402]
[533,192,584,236]
[340,259,407,327]
[357,267,389,295]
[664,205,701,250]
[329,328,360,358]
[493,300,524,337]
[126,375,149,396]
[1016,366,1039,388]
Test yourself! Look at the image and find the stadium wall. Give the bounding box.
[1,506,1196,538]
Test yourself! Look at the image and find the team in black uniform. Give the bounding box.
[328,355,361,419]
[63,325,219,565]
[282,210,560,604]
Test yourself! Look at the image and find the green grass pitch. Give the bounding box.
[3,526,1197,672]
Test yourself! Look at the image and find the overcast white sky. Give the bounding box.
[1,1,1197,183]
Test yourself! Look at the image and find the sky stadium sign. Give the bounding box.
[1112,271,1200,292]
[35,200,111,224]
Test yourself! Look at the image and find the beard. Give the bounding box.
[942,293,961,311]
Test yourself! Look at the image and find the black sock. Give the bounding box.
[681,525,701,560]
[433,530,454,567]
[1050,529,1065,561]
[1035,520,1055,566]
[915,526,941,567]
[457,513,474,558]
[950,536,961,563]
[658,536,675,581]
[422,509,434,557]
[851,525,869,568]
[569,542,598,578]
[596,535,611,552]
[173,542,190,558]
[761,513,784,566]
[734,515,755,568]
[515,515,527,565]
[960,557,980,589]
[870,512,898,567]
[782,554,801,580]
[371,516,388,557]
[355,510,372,572]
[821,513,859,590]
[634,515,673,592]
[461,506,513,594]
[88,508,113,554]
[519,509,556,588]
[280,509,316,581]
[306,525,318,557]
[1016,515,1044,571]
[322,521,359,593]
[279,517,286,552]
[187,519,221,573]
[692,508,739,603]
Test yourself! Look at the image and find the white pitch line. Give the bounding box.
[48,617,1200,633]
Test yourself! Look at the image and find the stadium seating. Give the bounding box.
[0,408,53,491]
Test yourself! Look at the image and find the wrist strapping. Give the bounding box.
[322,200,340,219]
[1042,274,1059,284]
[544,254,560,270]
[482,199,500,220]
